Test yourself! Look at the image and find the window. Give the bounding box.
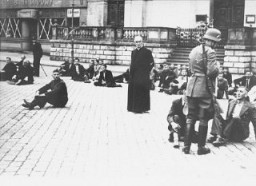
[39,18,66,40]
[196,15,207,22]
[107,0,124,27]
[0,18,21,38]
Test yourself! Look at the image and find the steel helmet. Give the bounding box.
[203,28,221,42]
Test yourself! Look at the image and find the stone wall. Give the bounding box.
[50,40,174,66]
[223,45,256,75]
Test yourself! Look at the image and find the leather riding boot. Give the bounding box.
[197,125,211,155]
[182,119,195,154]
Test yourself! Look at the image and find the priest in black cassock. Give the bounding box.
[127,35,154,113]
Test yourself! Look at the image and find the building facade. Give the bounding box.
[0,0,255,74]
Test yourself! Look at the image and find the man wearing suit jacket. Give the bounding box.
[167,87,198,148]
[210,86,256,146]
[183,28,221,155]
[70,58,90,83]
[234,70,256,91]
[94,64,121,87]
[22,69,68,110]
[0,57,17,81]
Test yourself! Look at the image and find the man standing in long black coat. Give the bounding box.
[32,40,43,77]
[127,36,154,113]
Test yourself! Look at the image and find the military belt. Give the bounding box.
[192,73,206,77]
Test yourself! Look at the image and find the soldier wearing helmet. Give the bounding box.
[183,28,221,155]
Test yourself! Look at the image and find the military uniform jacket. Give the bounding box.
[186,44,219,98]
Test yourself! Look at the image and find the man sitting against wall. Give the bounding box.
[208,86,256,146]
[94,64,121,87]
[164,68,188,95]
[158,64,177,92]
[233,70,256,92]
[114,68,130,83]
[0,57,17,81]
[59,59,72,76]
[70,58,90,83]
[10,60,34,85]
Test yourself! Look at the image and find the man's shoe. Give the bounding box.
[213,137,226,147]
[207,135,217,143]
[23,99,34,110]
[22,103,29,108]
[197,147,211,155]
[23,99,31,106]
[173,141,180,149]
[182,146,190,154]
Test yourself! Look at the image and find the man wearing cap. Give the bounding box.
[183,28,221,155]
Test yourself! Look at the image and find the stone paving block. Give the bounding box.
[1,76,256,183]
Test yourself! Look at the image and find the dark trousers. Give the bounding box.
[34,95,67,108]
[210,114,226,137]
[223,118,246,142]
[187,96,213,122]
[33,57,41,77]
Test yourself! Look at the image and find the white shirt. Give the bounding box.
[232,101,244,118]
[75,65,80,74]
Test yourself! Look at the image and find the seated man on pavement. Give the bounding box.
[92,59,101,81]
[0,57,17,81]
[59,59,71,76]
[113,68,129,83]
[150,65,158,90]
[10,60,34,85]
[234,70,256,92]
[70,58,90,83]
[217,72,229,99]
[86,59,95,79]
[223,67,232,87]
[16,55,26,68]
[94,64,121,87]
[164,68,188,95]
[167,87,198,148]
[208,86,256,146]
[248,85,256,107]
[159,64,177,92]
[22,69,68,110]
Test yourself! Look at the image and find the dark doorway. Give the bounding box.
[107,0,124,27]
[214,0,245,29]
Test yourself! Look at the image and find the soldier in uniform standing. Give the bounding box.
[183,28,221,155]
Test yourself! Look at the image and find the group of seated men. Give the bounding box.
[0,56,34,85]
[167,67,256,149]
[58,57,122,87]
[149,63,188,95]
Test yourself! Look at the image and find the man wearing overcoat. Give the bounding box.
[32,40,43,77]
[127,36,154,113]
[183,28,221,155]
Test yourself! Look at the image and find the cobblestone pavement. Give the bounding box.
[0,73,256,185]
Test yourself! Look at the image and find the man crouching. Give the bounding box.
[22,69,68,110]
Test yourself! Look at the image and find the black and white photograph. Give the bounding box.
[0,0,256,185]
